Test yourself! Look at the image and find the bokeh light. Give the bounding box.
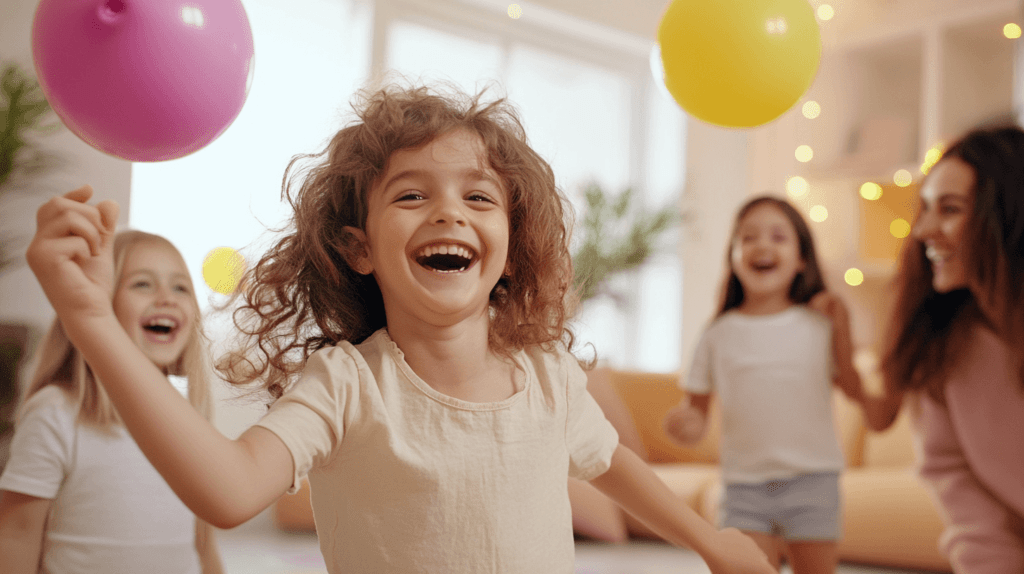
[921,144,943,174]
[202,247,246,294]
[844,268,864,286]
[859,182,883,200]
[1005,23,1021,39]
[786,176,808,198]
[802,100,821,119]
[893,169,913,187]
[817,4,835,21]
[795,145,814,162]
[809,205,828,222]
[508,4,522,19]
[890,218,911,238]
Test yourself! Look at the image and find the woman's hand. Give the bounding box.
[705,527,778,574]
[26,186,120,324]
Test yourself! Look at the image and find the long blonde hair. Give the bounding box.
[20,231,214,428]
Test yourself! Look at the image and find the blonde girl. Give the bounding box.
[25,84,774,574]
[664,196,865,573]
[0,230,222,574]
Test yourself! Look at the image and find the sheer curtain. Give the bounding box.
[130,0,685,374]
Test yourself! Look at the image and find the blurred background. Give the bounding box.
[2,0,1021,436]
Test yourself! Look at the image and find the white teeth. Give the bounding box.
[146,317,178,329]
[416,244,473,260]
[925,247,949,263]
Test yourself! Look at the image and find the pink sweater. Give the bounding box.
[916,326,1024,574]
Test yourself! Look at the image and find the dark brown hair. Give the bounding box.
[881,124,1024,400]
[218,83,577,400]
[717,195,826,315]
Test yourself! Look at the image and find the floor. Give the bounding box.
[216,509,943,574]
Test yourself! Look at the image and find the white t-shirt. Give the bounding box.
[0,386,200,574]
[256,329,619,574]
[685,306,845,484]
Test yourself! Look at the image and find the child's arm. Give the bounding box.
[195,519,224,574]
[808,292,863,402]
[860,389,904,432]
[0,490,49,574]
[590,445,776,574]
[662,393,711,445]
[26,187,294,529]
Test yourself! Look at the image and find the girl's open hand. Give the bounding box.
[663,401,707,445]
[706,527,778,574]
[808,291,849,326]
[26,186,120,323]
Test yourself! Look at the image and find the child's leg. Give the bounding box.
[787,540,837,574]
[743,530,784,570]
[720,481,785,569]
[778,472,841,574]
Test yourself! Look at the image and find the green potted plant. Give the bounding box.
[1,61,60,272]
[0,61,59,470]
[571,182,682,305]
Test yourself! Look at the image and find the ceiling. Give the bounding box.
[522,0,1019,43]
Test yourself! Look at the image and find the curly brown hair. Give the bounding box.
[218,84,577,400]
[881,124,1024,401]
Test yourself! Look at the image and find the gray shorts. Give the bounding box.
[720,472,841,541]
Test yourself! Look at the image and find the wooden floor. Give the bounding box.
[216,509,942,574]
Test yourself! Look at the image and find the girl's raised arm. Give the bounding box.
[26,187,293,529]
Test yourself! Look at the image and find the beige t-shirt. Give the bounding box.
[256,329,619,574]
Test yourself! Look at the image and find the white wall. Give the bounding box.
[678,121,753,369]
[0,0,133,344]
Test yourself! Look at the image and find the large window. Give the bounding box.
[130,0,685,372]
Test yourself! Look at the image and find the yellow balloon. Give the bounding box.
[658,0,821,128]
[202,247,246,295]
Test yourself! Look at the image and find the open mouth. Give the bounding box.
[925,246,949,265]
[141,316,180,340]
[414,243,476,273]
[751,261,777,273]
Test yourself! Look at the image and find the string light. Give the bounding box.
[844,268,864,286]
[795,145,813,162]
[859,182,882,200]
[786,176,809,198]
[809,205,828,222]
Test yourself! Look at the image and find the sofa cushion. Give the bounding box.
[607,370,721,464]
[839,468,950,571]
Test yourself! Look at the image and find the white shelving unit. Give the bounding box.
[748,0,1022,347]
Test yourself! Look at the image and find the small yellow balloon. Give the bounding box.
[658,0,822,128]
[202,247,246,295]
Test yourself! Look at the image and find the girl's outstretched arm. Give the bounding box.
[26,187,294,529]
[590,445,777,574]
[0,491,49,574]
[809,292,864,402]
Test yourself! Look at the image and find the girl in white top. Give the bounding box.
[23,84,775,574]
[0,230,222,574]
[664,196,866,574]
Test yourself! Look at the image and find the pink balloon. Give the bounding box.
[32,0,255,162]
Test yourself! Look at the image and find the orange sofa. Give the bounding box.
[273,368,952,572]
